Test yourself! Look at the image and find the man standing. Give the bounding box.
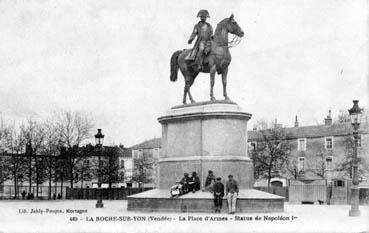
[213,177,224,213]
[226,175,239,214]
[186,9,213,70]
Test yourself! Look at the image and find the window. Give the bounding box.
[297,138,306,151]
[334,180,345,187]
[325,157,333,170]
[325,137,334,149]
[153,148,160,158]
[120,159,125,169]
[298,157,305,172]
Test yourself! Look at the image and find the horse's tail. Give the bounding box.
[170,50,182,82]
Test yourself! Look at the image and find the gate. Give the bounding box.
[289,179,327,204]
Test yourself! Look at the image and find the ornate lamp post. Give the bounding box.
[348,100,363,217]
[95,129,104,208]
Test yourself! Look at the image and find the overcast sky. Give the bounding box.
[0,0,368,146]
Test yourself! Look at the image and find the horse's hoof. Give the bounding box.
[183,101,187,105]
[210,97,216,101]
[224,96,230,101]
[190,100,196,104]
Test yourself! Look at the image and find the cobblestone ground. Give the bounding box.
[0,200,368,232]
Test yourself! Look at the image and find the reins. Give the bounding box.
[213,35,242,48]
[228,35,242,48]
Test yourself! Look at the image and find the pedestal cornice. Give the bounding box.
[158,100,252,124]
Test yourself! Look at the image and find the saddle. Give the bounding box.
[185,41,212,70]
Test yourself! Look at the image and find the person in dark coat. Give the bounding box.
[21,190,26,200]
[180,173,190,194]
[204,170,216,192]
[213,177,225,213]
[188,172,201,193]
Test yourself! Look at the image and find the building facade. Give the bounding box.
[130,138,161,188]
[248,112,369,185]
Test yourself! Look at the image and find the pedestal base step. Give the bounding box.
[127,189,284,213]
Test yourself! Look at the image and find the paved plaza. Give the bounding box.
[0,200,367,232]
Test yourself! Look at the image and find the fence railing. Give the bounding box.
[65,187,153,200]
[289,184,327,203]
[0,185,67,200]
[255,186,369,205]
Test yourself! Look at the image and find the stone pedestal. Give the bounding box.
[127,100,284,213]
[157,100,253,188]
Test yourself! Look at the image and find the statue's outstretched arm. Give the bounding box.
[209,24,214,40]
[188,25,198,44]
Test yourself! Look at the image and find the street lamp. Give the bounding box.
[348,100,363,217]
[95,129,104,208]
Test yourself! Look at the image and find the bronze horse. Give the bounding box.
[170,14,244,104]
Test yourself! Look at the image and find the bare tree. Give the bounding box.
[336,135,369,180]
[335,108,368,124]
[100,146,122,188]
[132,151,154,188]
[21,119,46,196]
[2,125,27,198]
[252,125,291,187]
[284,158,299,180]
[54,111,94,188]
[75,144,94,188]
[0,123,11,185]
[41,119,60,199]
[253,118,269,130]
[335,109,351,124]
[54,148,68,198]
[306,150,332,179]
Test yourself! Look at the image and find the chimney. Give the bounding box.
[324,110,332,126]
[294,115,299,127]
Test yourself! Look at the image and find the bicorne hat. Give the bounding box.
[197,9,210,18]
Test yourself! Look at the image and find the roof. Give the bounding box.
[248,121,369,141]
[117,147,132,158]
[131,138,161,150]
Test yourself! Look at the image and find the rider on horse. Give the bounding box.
[186,9,213,70]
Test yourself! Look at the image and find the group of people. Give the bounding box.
[170,170,239,214]
[204,170,239,214]
[20,191,62,200]
[21,191,34,200]
[170,172,201,198]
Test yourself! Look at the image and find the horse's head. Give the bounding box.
[225,14,244,37]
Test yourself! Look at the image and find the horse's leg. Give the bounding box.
[188,78,196,103]
[183,84,188,104]
[210,65,217,101]
[222,68,229,100]
[183,76,191,104]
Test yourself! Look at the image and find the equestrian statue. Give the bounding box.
[170,10,244,104]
